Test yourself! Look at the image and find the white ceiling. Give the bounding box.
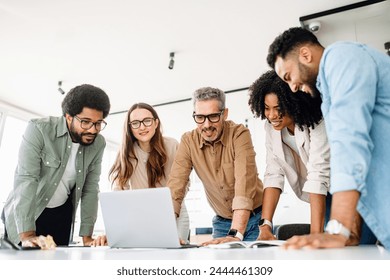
[0,0,386,143]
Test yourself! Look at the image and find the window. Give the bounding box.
[0,113,28,233]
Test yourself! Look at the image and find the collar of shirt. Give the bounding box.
[56,116,70,138]
[198,121,230,149]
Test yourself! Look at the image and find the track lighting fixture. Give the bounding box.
[58,81,65,95]
[168,52,175,70]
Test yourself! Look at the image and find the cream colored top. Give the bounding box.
[113,136,180,190]
[264,119,330,202]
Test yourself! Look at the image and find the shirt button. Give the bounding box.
[78,187,81,190]
[79,151,82,154]
[45,198,48,201]
[78,170,81,173]
[54,183,57,186]
[68,146,71,149]
[46,161,49,164]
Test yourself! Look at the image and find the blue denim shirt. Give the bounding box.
[317,41,390,249]
[3,116,106,244]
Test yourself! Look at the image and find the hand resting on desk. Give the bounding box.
[282,232,359,250]
[201,236,240,247]
[21,235,56,250]
[90,235,108,246]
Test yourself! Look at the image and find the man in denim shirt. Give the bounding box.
[2,84,110,247]
[267,27,390,250]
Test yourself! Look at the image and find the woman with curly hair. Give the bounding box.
[248,70,330,240]
[92,103,189,246]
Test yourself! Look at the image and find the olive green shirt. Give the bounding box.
[168,120,263,219]
[3,116,105,245]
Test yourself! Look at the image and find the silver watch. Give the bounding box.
[325,219,351,239]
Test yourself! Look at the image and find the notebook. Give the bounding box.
[99,187,199,249]
[207,240,285,249]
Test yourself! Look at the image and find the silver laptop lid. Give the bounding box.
[99,187,181,248]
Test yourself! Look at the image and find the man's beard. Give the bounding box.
[310,86,322,99]
[69,122,97,146]
[298,62,321,98]
[201,126,219,143]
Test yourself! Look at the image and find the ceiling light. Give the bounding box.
[168,52,175,70]
[58,81,65,95]
[385,42,390,56]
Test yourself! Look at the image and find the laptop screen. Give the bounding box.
[99,187,183,248]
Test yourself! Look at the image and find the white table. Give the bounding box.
[0,245,389,260]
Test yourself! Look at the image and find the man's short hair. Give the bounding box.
[61,84,111,118]
[192,87,226,110]
[267,27,322,69]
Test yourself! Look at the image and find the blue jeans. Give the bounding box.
[212,211,261,241]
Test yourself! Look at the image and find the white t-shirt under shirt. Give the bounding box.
[47,142,80,208]
[281,127,298,154]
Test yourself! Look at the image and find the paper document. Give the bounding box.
[207,240,285,249]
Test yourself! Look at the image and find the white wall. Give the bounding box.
[306,0,389,51]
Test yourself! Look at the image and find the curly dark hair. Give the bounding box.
[61,84,111,118]
[267,27,323,69]
[248,70,322,130]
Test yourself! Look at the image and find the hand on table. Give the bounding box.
[258,226,276,241]
[201,236,240,247]
[282,233,349,250]
[89,235,108,247]
[22,235,56,250]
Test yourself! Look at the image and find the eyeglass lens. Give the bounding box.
[193,111,223,124]
[76,116,106,130]
[130,118,154,129]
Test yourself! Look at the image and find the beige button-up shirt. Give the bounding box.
[168,120,263,219]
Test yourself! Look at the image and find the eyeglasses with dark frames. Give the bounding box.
[73,115,107,131]
[192,110,224,124]
[129,117,155,129]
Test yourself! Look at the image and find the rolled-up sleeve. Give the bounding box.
[167,133,192,216]
[13,122,43,233]
[263,123,285,191]
[319,43,376,193]
[79,139,105,237]
[302,120,330,195]
[231,127,259,211]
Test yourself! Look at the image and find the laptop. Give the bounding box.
[99,187,199,249]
